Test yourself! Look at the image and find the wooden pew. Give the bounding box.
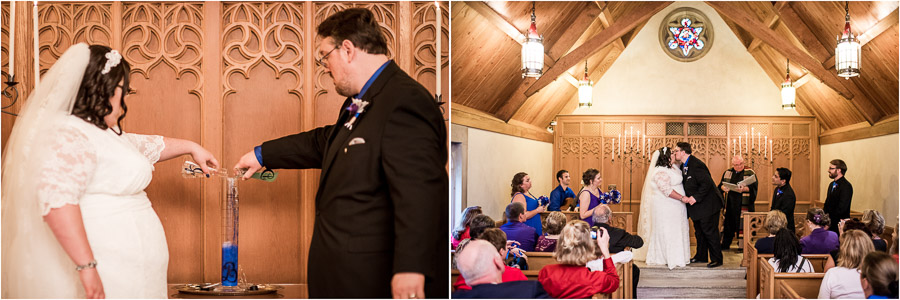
[757,257,825,299]
[540,211,634,234]
[747,252,829,298]
[778,280,805,299]
[741,211,863,267]
[451,258,633,298]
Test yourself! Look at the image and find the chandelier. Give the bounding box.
[521,1,543,78]
[578,61,592,107]
[835,1,860,79]
[781,59,795,110]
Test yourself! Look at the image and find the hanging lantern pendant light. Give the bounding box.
[578,61,593,107]
[522,1,544,78]
[835,1,861,79]
[781,59,796,110]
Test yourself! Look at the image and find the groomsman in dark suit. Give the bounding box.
[824,159,852,234]
[771,167,796,232]
[674,142,724,268]
[234,8,447,298]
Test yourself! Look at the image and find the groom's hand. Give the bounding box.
[234,150,262,180]
[391,272,425,299]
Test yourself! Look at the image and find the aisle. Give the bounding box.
[635,250,746,299]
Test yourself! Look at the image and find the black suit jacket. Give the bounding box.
[681,155,724,220]
[771,183,797,232]
[451,281,550,299]
[823,177,852,222]
[597,223,644,253]
[261,61,447,298]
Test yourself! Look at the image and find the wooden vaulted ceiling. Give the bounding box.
[451,1,899,144]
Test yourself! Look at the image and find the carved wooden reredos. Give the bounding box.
[553,115,820,219]
[2,1,448,284]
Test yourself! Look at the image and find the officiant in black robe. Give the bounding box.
[717,156,757,250]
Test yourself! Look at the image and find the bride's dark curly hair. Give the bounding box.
[71,45,130,135]
[655,147,673,167]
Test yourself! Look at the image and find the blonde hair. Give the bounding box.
[543,211,567,235]
[553,220,597,265]
[766,210,787,233]
[837,230,876,269]
[861,209,885,235]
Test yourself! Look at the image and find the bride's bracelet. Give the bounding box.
[75,260,97,271]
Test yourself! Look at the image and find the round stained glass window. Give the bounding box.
[659,7,714,62]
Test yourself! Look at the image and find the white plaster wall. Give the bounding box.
[465,127,554,220]
[572,1,799,116]
[820,133,899,225]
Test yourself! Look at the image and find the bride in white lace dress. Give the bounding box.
[632,147,691,269]
[2,43,219,298]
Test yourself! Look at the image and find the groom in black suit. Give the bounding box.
[674,142,724,268]
[234,8,447,298]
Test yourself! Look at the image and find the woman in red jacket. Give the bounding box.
[538,220,620,298]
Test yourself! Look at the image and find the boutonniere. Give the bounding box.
[776,188,783,196]
[344,98,370,130]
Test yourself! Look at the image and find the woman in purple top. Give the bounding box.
[578,169,604,227]
[801,208,840,254]
[536,212,567,252]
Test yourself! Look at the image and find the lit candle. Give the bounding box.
[764,135,767,157]
[751,127,754,150]
[732,139,736,156]
[434,1,441,96]
[9,0,15,76]
[624,130,628,150]
[618,134,621,156]
[769,140,773,161]
[33,0,39,86]
[738,135,742,154]
[745,131,749,153]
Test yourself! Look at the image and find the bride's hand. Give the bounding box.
[190,144,220,175]
[79,268,105,298]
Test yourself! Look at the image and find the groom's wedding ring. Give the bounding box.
[408,294,416,298]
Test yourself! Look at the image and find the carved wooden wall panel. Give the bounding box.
[222,1,306,283]
[5,1,445,286]
[554,116,820,225]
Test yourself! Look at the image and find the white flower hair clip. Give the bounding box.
[101,50,122,75]
[663,146,668,153]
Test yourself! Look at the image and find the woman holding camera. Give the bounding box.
[538,220,619,298]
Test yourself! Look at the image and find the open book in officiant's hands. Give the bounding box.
[721,174,756,192]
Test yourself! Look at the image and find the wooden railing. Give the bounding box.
[540,211,634,234]
[758,257,824,299]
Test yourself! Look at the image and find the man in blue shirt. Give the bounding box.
[500,202,539,252]
[548,170,576,211]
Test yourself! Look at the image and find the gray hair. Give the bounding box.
[592,204,612,224]
[455,240,500,283]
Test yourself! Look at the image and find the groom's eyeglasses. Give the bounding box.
[316,45,341,68]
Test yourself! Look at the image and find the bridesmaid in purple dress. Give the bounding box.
[578,169,604,227]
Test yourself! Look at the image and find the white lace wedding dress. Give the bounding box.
[633,165,691,269]
[18,116,168,298]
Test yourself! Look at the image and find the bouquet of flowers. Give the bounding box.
[599,190,622,204]
[538,195,550,206]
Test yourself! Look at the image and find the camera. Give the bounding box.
[590,226,603,239]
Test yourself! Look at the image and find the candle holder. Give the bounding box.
[733,136,773,170]
[2,71,20,116]
[613,139,646,214]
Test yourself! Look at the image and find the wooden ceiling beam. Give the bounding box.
[747,2,789,52]
[547,4,602,61]
[451,103,554,143]
[521,2,671,98]
[775,3,832,62]
[794,72,813,88]
[708,1,884,125]
[822,8,898,70]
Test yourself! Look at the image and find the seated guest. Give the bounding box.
[861,210,888,252]
[468,214,496,241]
[801,208,839,254]
[453,206,483,249]
[770,167,796,232]
[859,251,899,299]
[549,170,576,212]
[769,228,813,273]
[538,220,620,298]
[755,210,787,254]
[536,211,566,252]
[819,230,876,299]
[453,229,528,291]
[500,202,539,251]
[452,240,549,299]
[594,204,643,297]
